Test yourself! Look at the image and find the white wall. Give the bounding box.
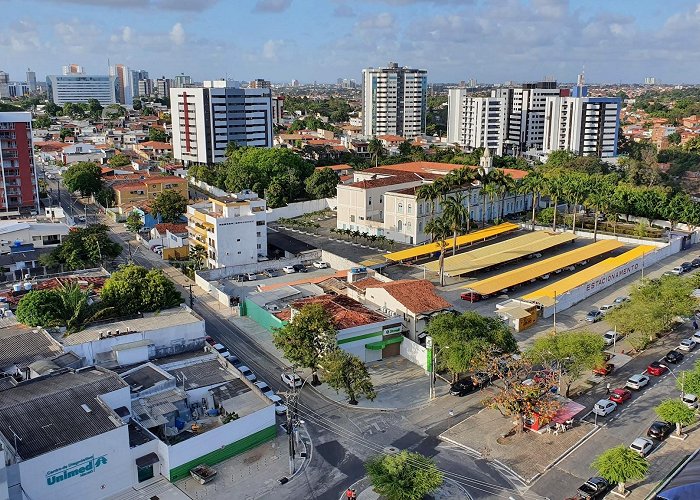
[162,405,275,476]
[18,426,133,500]
[400,338,428,372]
[267,198,336,222]
[196,250,322,281]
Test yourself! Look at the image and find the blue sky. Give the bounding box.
[1,0,699,84]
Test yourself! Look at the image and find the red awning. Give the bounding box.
[552,401,586,424]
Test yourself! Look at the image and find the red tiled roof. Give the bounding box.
[0,277,107,305]
[346,173,423,189]
[366,279,452,314]
[155,223,188,235]
[143,176,185,185]
[138,141,172,149]
[363,161,465,174]
[349,277,384,290]
[274,309,292,321]
[377,134,405,142]
[315,164,353,171]
[290,294,386,330]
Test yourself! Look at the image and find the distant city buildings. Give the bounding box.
[130,69,149,97]
[46,73,118,105]
[362,62,427,139]
[155,76,171,99]
[0,112,39,213]
[645,77,656,85]
[0,71,9,99]
[173,73,192,88]
[249,79,270,89]
[25,69,36,92]
[62,63,84,75]
[170,80,273,165]
[110,63,133,106]
[137,78,153,97]
[447,90,507,155]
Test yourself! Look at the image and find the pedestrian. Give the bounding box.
[693,319,698,331]
[606,382,611,394]
[351,489,357,500]
[346,488,354,500]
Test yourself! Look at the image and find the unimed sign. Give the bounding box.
[585,262,640,293]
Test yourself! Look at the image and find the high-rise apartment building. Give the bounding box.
[447,88,507,155]
[110,64,133,105]
[543,76,621,158]
[249,79,271,89]
[46,74,118,105]
[130,69,149,97]
[26,69,36,92]
[155,77,171,99]
[170,80,273,165]
[173,74,192,88]
[0,112,39,212]
[362,62,427,139]
[493,81,563,155]
[272,96,284,126]
[0,71,9,99]
[62,64,84,75]
[137,78,153,97]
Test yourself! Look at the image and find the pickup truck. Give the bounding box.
[577,477,610,499]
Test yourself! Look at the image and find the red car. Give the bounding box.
[593,363,614,376]
[647,361,668,376]
[460,291,482,302]
[205,335,216,346]
[609,388,632,404]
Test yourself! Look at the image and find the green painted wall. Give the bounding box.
[337,330,383,345]
[169,425,277,481]
[244,298,287,332]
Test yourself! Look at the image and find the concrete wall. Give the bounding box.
[244,298,287,332]
[267,198,336,222]
[196,250,322,281]
[539,239,682,318]
[400,338,428,372]
[188,178,229,198]
[162,405,276,481]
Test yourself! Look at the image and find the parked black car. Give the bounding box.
[681,262,693,273]
[577,477,611,499]
[449,379,478,397]
[647,421,674,441]
[692,258,700,268]
[292,264,308,273]
[664,350,685,364]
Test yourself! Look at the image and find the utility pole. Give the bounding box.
[185,284,194,308]
[283,384,298,475]
[427,336,434,400]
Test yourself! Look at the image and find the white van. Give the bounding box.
[682,393,698,409]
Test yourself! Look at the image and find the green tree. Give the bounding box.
[265,177,288,208]
[125,212,144,233]
[45,102,62,116]
[321,349,376,405]
[441,193,469,256]
[40,224,122,270]
[683,136,700,153]
[305,167,339,199]
[86,98,103,120]
[33,115,52,129]
[520,170,546,229]
[63,162,103,197]
[426,311,517,381]
[59,127,73,141]
[132,99,142,111]
[663,193,691,240]
[151,190,187,223]
[100,264,181,315]
[585,174,616,241]
[655,399,696,436]
[365,451,443,500]
[561,171,590,233]
[668,131,681,145]
[108,154,132,167]
[424,216,451,286]
[16,290,63,327]
[272,303,337,385]
[592,445,649,495]
[189,244,206,270]
[526,331,605,396]
[149,126,167,142]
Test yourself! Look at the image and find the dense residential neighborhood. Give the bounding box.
[4,2,700,500]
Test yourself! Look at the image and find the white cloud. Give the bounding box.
[262,39,284,60]
[170,22,185,45]
[122,26,132,43]
[358,12,394,30]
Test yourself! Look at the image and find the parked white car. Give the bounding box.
[313,261,329,269]
[626,374,650,390]
[682,393,698,409]
[692,331,700,344]
[281,372,303,388]
[603,331,620,346]
[593,399,617,417]
[629,437,654,456]
[282,265,296,274]
[599,304,615,313]
[614,296,630,304]
[212,343,230,358]
[678,339,697,352]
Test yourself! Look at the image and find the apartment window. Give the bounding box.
[350,215,355,222]
[257,232,261,237]
[257,244,262,249]
[397,220,403,231]
[398,203,403,214]
[368,196,372,206]
[407,204,412,215]
[418,221,423,232]
[379,196,383,204]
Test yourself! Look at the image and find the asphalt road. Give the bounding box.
[47,179,526,500]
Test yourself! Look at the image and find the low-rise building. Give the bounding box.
[0,220,69,254]
[187,191,267,269]
[61,142,106,164]
[113,175,187,213]
[133,141,172,160]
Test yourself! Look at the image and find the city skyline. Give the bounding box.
[1,0,700,84]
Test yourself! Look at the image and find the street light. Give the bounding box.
[661,363,686,397]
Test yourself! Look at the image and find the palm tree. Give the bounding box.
[544,174,565,231]
[562,172,591,234]
[442,193,469,256]
[586,174,616,241]
[496,171,516,222]
[416,182,441,222]
[476,168,494,228]
[520,170,546,230]
[483,183,499,225]
[424,216,451,286]
[446,167,477,232]
[368,138,384,167]
[189,244,206,270]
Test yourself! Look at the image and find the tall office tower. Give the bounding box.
[46,74,118,105]
[25,69,36,92]
[644,77,656,85]
[271,96,284,126]
[249,79,271,89]
[110,64,133,105]
[170,80,273,165]
[62,64,84,75]
[173,74,192,88]
[130,69,149,98]
[0,71,9,98]
[0,112,39,212]
[137,78,153,97]
[155,77,171,99]
[543,75,621,158]
[447,88,507,155]
[493,80,563,155]
[362,62,428,139]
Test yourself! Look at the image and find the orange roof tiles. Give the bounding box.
[138,141,172,149]
[366,279,452,314]
[290,294,387,330]
[155,223,188,235]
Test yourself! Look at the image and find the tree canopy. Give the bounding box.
[321,349,375,405]
[272,303,337,385]
[305,167,339,199]
[40,224,121,270]
[592,445,649,494]
[125,212,144,233]
[365,451,443,500]
[149,126,167,142]
[151,190,187,223]
[63,162,104,197]
[426,311,517,379]
[108,154,132,167]
[100,264,182,315]
[655,399,696,436]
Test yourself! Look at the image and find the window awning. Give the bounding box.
[135,452,160,468]
[365,336,404,350]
